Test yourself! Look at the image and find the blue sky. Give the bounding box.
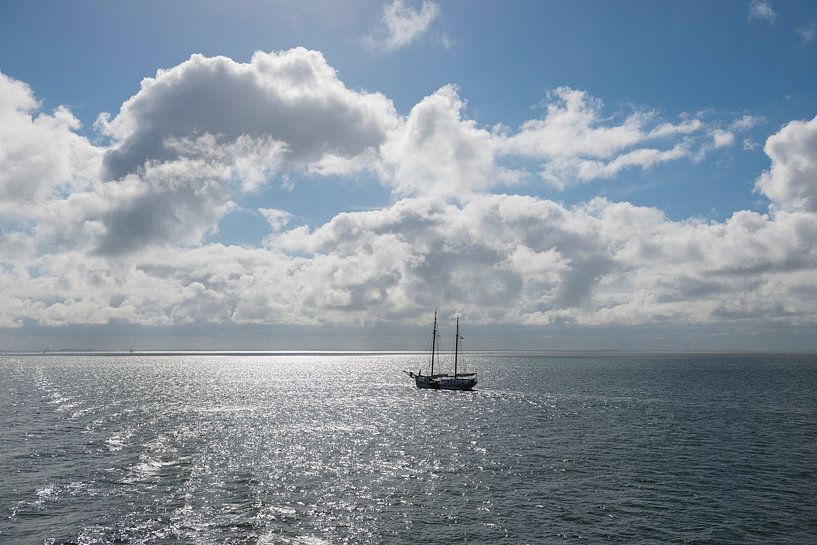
[2,1,817,349]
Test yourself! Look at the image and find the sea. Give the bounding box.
[1,352,816,544]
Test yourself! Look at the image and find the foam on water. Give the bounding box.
[104,430,133,451]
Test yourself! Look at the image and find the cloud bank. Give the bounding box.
[1,49,816,345]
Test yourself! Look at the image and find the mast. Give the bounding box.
[430,308,437,376]
[454,315,459,377]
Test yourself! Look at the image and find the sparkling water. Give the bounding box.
[2,352,816,544]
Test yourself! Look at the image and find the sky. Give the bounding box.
[2,0,817,351]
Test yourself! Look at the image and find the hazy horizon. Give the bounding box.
[3,320,817,353]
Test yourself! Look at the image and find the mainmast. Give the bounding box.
[430,308,438,376]
[454,315,459,377]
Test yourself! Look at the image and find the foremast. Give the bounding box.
[430,308,438,376]
[454,315,460,377]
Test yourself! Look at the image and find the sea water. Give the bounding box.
[1,352,816,544]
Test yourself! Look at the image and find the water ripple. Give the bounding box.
[1,353,816,543]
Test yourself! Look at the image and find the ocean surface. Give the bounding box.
[1,352,816,544]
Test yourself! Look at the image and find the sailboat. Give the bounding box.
[406,309,478,391]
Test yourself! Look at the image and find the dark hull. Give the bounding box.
[408,372,477,391]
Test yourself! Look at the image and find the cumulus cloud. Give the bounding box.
[366,0,440,52]
[3,50,400,257]
[375,85,709,196]
[93,161,237,256]
[500,87,703,188]
[755,115,817,212]
[747,0,777,24]
[68,49,399,254]
[3,49,711,239]
[93,57,715,203]
[98,48,399,181]
[0,72,102,215]
[379,84,518,196]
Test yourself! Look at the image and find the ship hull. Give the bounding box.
[409,372,477,391]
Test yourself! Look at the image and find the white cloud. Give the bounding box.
[0,72,102,215]
[506,88,644,160]
[379,84,518,197]
[55,49,400,255]
[366,0,440,52]
[0,231,35,261]
[5,50,710,229]
[92,161,238,256]
[712,129,735,148]
[747,0,777,24]
[259,208,293,231]
[501,87,704,188]
[4,52,817,339]
[163,133,289,192]
[98,48,399,182]
[730,114,763,132]
[4,192,817,329]
[797,23,816,43]
[566,145,689,182]
[0,53,748,265]
[755,115,817,212]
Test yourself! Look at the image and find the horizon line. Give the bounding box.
[3,349,817,357]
